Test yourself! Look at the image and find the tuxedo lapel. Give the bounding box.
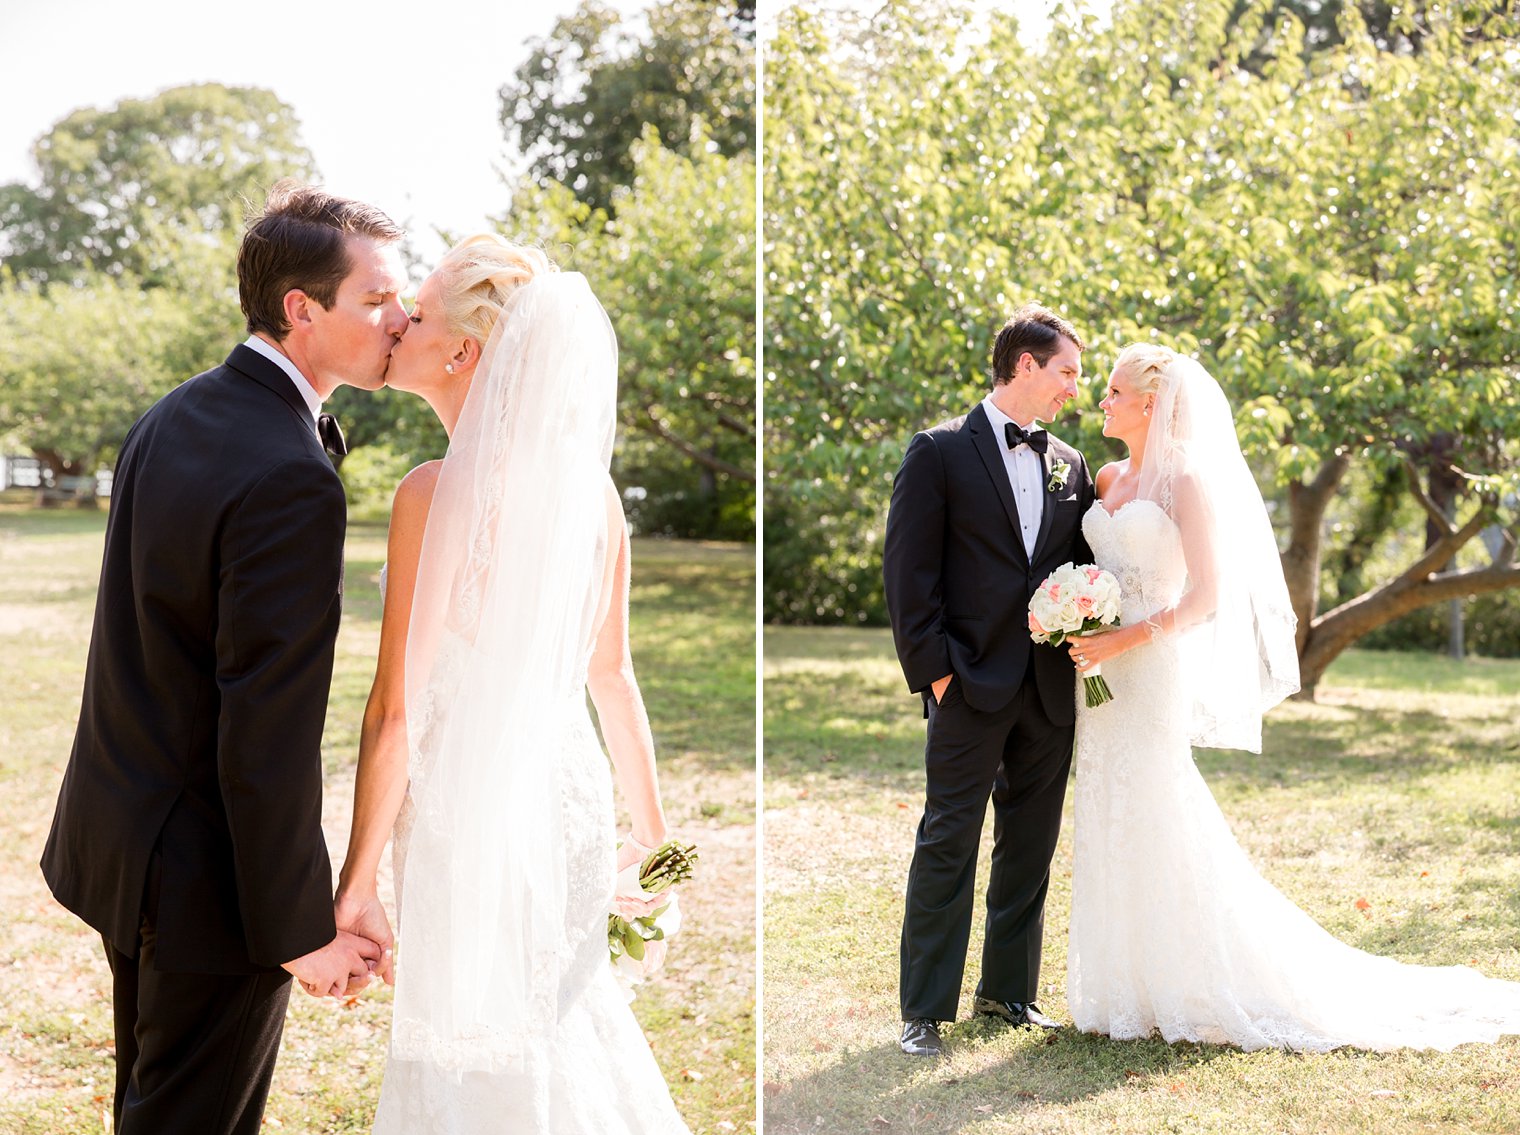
[967,404,1028,565]
[1030,437,1081,564]
[1032,449,1056,560]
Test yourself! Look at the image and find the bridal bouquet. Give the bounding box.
[1028,563,1122,707]
[608,839,699,1001]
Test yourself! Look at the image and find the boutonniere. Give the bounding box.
[1047,459,1071,493]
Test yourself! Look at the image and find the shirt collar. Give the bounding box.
[244,335,322,424]
[981,394,1038,436]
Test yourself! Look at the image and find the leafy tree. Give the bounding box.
[764,0,1520,696]
[499,0,755,214]
[0,266,237,498]
[509,129,755,537]
[1227,0,1517,63]
[0,85,318,496]
[0,83,317,288]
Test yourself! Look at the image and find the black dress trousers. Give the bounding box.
[899,665,1075,1022]
[103,853,293,1135]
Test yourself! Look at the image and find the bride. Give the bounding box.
[1067,343,1520,1051]
[331,234,692,1131]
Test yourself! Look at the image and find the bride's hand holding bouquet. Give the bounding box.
[608,837,698,1000]
[1027,563,1123,707]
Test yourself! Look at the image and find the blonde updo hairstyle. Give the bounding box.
[1110,342,1177,402]
[437,233,557,348]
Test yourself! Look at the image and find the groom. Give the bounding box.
[41,181,409,1133]
[883,304,1095,1057]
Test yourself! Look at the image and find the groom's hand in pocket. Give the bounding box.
[931,673,953,705]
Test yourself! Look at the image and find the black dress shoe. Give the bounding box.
[900,1018,943,1056]
[973,996,1060,1030]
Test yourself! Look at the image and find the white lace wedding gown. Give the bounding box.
[1068,499,1520,1051]
[372,568,692,1134]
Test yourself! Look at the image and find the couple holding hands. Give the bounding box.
[41,183,688,1134]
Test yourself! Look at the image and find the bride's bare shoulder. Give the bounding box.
[1095,459,1128,497]
[394,460,444,515]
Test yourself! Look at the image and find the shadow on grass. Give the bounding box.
[766,626,1520,796]
[768,1026,1246,1134]
[1203,703,1520,789]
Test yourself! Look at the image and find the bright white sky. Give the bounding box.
[0,0,651,269]
[3,1,1109,273]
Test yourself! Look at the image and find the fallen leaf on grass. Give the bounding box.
[763,1081,784,1097]
[872,1116,892,1129]
[681,1068,704,1082]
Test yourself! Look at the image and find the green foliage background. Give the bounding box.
[763,0,1520,649]
[0,0,756,542]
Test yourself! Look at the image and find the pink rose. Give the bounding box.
[1086,567,1102,584]
[1076,595,1095,614]
[1046,583,1061,601]
[1028,612,1043,634]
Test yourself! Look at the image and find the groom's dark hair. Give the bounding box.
[238,179,404,339]
[991,304,1085,385]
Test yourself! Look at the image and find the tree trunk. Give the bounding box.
[1447,598,1465,661]
[1424,450,1464,662]
[31,448,99,509]
[1295,512,1518,694]
[1280,454,1350,671]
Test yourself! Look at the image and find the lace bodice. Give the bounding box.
[1082,500,1187,624]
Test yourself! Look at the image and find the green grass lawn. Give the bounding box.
[0,502,755,1134]
[763,625,1520,1135]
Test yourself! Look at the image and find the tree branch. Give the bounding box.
[1401,503,1492,582]
[715,411,755,438]
[1494,528,1518,569]
[1401,455,1454,537]
[638,407,755,483]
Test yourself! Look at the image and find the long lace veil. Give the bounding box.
[390,271,618,1074]
[1136,356,1299,752]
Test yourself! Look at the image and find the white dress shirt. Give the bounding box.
[981,395,1045,558]
[243,335,322,433]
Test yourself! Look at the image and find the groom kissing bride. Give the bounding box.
[41,181,694,1134]
[885,305,1520,1059]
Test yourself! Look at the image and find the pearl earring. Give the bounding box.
[445,363,454,374]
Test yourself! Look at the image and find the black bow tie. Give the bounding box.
[318,413,348,457]
[1005,422,1048,454]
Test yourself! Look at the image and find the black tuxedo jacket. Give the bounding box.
[883,402,1096,725]
[42,344,346,974]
